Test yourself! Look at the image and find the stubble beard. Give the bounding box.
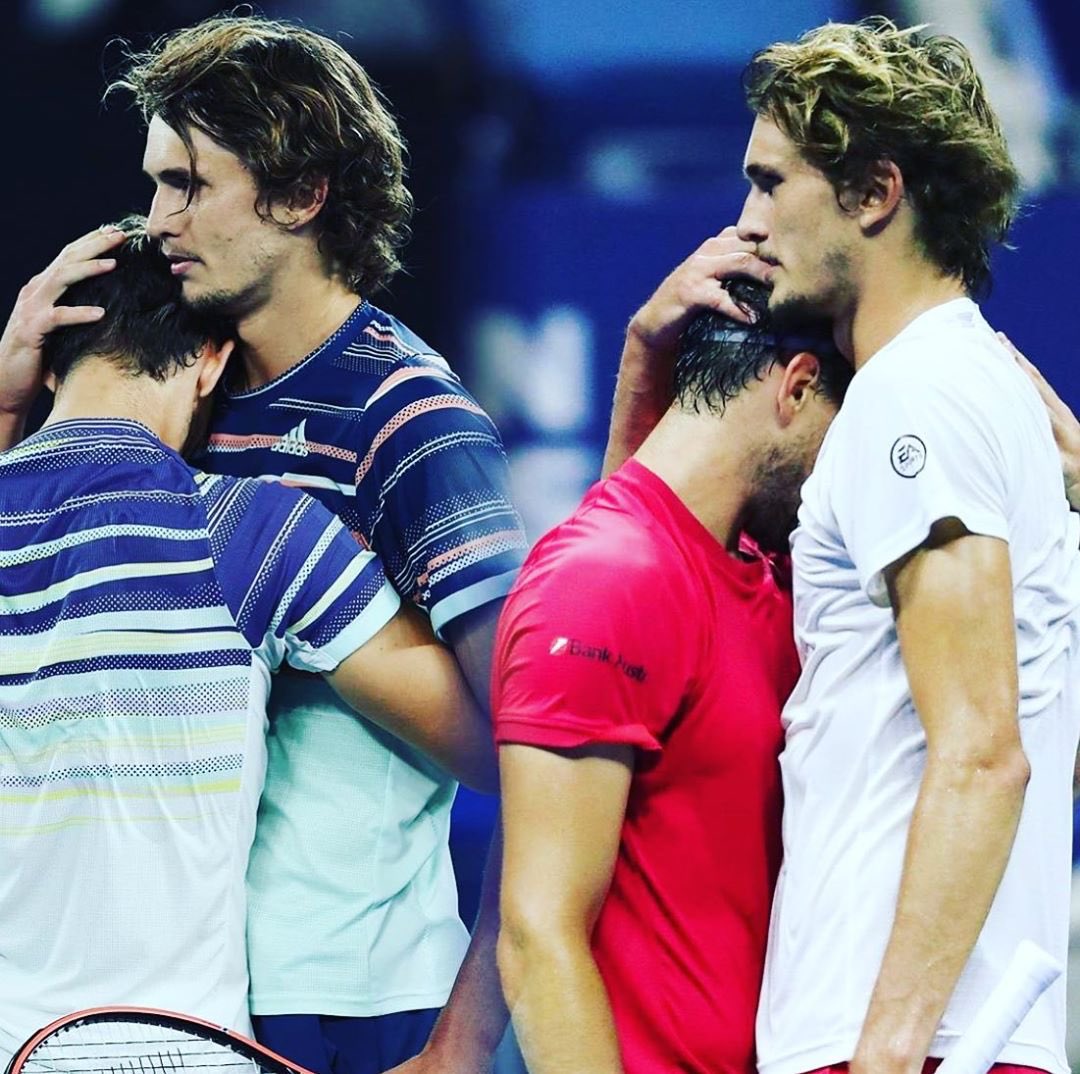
[182,261,275,322]
[184,283,264,322]
[768,247,854,337]
[742,443,811,556]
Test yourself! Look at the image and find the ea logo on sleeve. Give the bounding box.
[890,435,926,478]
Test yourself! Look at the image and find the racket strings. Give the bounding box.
[23,1052,259,1067]
[21,1054,262,1074]
[18,1024,276,1074]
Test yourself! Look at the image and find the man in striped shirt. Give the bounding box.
[0,219,495,1069]
[0,16,526,1074]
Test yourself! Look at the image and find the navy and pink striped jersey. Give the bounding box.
[201,301,527,1017]
[204,301,526,637]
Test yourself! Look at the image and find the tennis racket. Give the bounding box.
[936,940,1062,1074]
[4,1007,316,1074]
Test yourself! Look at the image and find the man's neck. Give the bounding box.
[235,271,362,390]
[632,406,753,552]
[841,256,968,370]
[44,363,182,449]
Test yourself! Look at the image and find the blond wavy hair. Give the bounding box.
[743,17,1019,295]
[113,14,413,297]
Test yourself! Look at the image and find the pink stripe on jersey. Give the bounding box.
[424,530,526,575]
[355,395,490,485]
[209,432,279,451]
[365,366,457,407]
[209,432,357,464]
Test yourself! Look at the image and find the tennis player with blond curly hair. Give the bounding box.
[607,17,1080,1074]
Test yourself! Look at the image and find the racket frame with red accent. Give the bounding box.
[4,1006,316,1074]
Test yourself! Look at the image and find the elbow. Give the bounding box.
[497,903,543,1010]
[984,749,1031,812]
[443,704,499,793]
[994,746,1032,798]
[931,737,1030,799]
[496,917,527,1009]
[458,750,500,795]
[497,902,564,1009]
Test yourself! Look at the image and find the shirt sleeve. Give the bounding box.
[355,367,528,639]
[492,529,695,754]
[208,478,400,672]
[829,356,1010,606]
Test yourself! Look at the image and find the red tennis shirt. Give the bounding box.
[493,458,800,1074]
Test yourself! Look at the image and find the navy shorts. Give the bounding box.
[251,1010,441,1074]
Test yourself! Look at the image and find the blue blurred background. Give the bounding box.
[6,0,1079,536]
[5,0,1080,1066]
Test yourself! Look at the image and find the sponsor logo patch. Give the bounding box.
[548,636,647,683]
[890,434,926,478]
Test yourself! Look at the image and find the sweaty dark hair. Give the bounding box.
[674,278,852,413]
[112,14,412,297]
[43,216,229,383]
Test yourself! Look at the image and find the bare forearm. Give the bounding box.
[498,744,632,1073]
[418,823,508,1071]
[380,607,509,1072]
[602,329,673,477]
[499,928,624,1074]
[327,606,498,793]
[853,749,1029,1074]
[0,409,26,451]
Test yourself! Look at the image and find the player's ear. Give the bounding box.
[273,176,329,229]
[844,158,904,231]
[195,338,235,399]
[775,351,821,426]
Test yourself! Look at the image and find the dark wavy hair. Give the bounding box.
[674,278,852,414]
[112,14,413,296]
[743,17,1019,297]
[43,216,229,382]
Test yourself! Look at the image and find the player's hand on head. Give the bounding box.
[626,226,772,358]
[0,225,125,417]
[1000,331,1080,512]
[603,228,771,475]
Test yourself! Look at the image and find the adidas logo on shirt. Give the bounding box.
[271,420,310,458]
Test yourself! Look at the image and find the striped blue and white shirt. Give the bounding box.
[0,419,399,1064]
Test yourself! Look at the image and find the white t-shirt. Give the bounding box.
[757,299,1080,1074]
